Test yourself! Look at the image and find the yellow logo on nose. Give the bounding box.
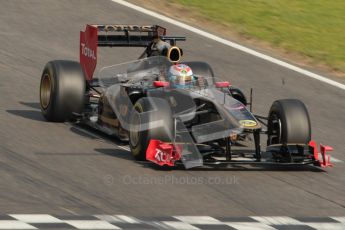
[239,120,257,127]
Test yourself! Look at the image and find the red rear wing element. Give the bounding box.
[80,24,167,81]
[80,25,97,81]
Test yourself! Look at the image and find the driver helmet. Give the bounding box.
[168,64,195,88]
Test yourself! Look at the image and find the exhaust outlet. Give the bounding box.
[167,46,182,63]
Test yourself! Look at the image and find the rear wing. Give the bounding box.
[80,24,184,81]
[96,24,167,47]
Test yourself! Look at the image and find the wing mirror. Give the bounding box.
[215,81,230,88]
[153,81,170,88]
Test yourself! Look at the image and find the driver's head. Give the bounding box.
[168,64,195,88]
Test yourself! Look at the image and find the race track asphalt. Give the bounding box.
[0,0,345,217]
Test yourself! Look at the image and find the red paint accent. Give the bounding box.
[153,81,170,88]
[320,144,333,167]
[215,81,230,88]
[174,65,181,71]
[309,140,333,167]
[309,140,318,161]
[80,25,97,81]
[231,104,245,110]
[146,140,181,166]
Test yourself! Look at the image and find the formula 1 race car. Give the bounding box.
[39,24,333,169]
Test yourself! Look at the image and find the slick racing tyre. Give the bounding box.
[267,99,311,146]
[40,60,86,122]
[129,97,174,161]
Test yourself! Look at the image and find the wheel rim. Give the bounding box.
[129,113,140,147]
[269,113,282,144]
[40,73,52,109]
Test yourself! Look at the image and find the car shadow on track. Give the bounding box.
[95,148,133,160]
[19,101,41,109]
[69,124,137,162]
[6,109,44,121]
[35,152,102,156]
[69,123,129,147]
[93,147,325,172]
[6,101,43,121]
[177,164,325,172]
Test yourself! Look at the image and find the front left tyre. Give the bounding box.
[129,97,174,161]
[40,60,86,122]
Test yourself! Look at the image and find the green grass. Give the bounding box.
[174,0,345,73]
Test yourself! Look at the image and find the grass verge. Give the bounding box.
[172,0,345,73]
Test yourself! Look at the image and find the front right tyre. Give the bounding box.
[267,99,311,146]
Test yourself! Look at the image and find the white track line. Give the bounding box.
[9,215,63,223]
[173,216,221,225]
[251,216,303,225]
[64,220,120,229]
[0,221,37,229]
[112,0,345,91]
[320,153,343,163]
[114,215,139,224]
[331,157,343,163]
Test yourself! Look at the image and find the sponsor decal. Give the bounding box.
[80,24,97,81]
[239,119,257,127]
[80,43,96,60]
[155,148,167,162]
[97,25,154,32]
[146,140,181,167]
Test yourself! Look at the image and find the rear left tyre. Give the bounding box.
[40,60,86,122]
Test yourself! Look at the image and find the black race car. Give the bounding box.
[39,24,333,169]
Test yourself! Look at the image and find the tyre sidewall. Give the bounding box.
[40,60,85,122]
[130,97,173,160]
[268,99,311,145]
